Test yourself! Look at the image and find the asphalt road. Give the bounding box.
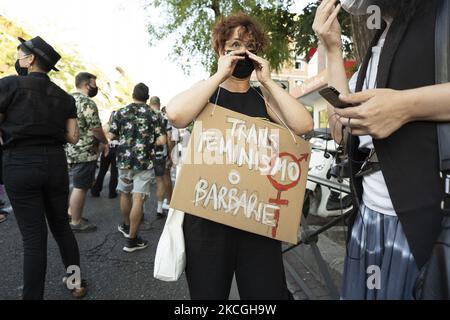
[0,178,189,300]
[0,172,336,300]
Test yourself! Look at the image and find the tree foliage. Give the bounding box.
[292,2,353,61]
[145,0,359,75]
[0,15,135,116]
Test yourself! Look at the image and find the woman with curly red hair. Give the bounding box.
[167,12,313,300]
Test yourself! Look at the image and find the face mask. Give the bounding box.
[232,55,255,79]
[87,85,98,98]
[340,0,373,15]
[15,59,28,76]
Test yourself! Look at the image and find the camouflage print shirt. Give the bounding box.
[110,103,165,171]
[65,92,102,164]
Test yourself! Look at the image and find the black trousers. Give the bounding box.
[183,214,291,300]
[3,146,81,300]
[91,146,118,195]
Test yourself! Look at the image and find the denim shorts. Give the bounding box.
[70,161,97,190]
[117,169,155,195]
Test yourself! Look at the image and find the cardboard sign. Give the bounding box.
[171,103,311,244]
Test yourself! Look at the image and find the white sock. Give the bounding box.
[157,201,163,213]
[162,199,170,209]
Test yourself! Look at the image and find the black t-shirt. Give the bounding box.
[0,72,77,149]
[209,86,270,120]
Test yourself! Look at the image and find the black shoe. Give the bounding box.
[108,192,118,199]
[90,190,100,198]
[117,224,130,238]
[123,236,148,253]
[156,211,164,218]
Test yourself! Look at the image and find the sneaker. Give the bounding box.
[156,211,164,218]
[117,224,130,238]
[123,236,148,253]
[70,220,97,233]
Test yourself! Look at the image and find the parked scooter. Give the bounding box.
[303,129,352,218]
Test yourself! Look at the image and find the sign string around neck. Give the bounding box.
[210,85,298,145]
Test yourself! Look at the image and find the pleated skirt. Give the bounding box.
[341,203,420,300]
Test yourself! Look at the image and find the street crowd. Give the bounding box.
[1,0,450,301]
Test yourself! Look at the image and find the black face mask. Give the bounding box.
[15,59,28,76]
[87,85,98,98]
[232,55,255,79]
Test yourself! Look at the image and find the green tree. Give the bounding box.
[292,2,353,61]
[146,0,370,73]
[145,0,306,74]
[0,15,135,116]
[293,2,377,65]
[145,1,376,74]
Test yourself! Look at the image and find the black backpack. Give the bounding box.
[414,0,450,300]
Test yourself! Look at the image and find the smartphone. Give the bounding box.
[319,86,353,109]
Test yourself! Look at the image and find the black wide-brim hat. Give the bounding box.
[18,36,61,71]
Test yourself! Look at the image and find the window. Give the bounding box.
[319,109,329,128]
[294,56,303,70]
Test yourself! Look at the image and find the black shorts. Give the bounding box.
[154,158,166,177]
[70,160,97,189]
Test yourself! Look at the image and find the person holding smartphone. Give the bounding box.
[314,0,450,299]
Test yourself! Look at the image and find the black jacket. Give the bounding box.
[348,0,445,269]
[0,72,77,149]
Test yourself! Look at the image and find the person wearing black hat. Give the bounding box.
[0,36,87,299]
[110,83,167,252]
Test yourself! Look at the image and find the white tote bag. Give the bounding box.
[153,208,186,281]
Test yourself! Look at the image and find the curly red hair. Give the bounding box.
[212,12,268,55]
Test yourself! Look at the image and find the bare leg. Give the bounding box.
[129,193,145,239]
[120,192,132,226]
[163,171,173,204]
[69,188,88,225]
[156,176,165,214]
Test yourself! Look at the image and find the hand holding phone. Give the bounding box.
[319,86,353,109]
